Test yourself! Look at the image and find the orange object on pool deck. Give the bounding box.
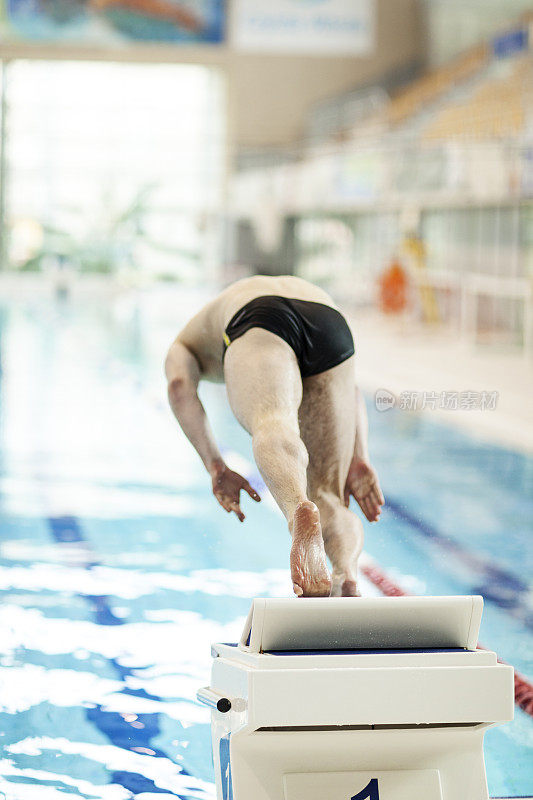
[378,259,409,313]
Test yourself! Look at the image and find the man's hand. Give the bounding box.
[343,458,384,522]
[211,461,261,522]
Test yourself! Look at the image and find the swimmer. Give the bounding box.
[165,276,384,598]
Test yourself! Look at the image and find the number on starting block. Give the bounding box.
[283,770,443,800]
[351,778,379,799]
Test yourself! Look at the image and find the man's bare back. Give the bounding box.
[165,275,384,597]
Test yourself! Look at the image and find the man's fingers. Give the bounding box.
[243,481,261,502]
[370,487,384,508]
[367,497,380,522]
[368,491,384,517]
[215,490,245,521]
[214,492,232,513]
[229,501,245,522]
[361,496,374,522]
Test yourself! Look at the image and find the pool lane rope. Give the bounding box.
[360,562,533,717]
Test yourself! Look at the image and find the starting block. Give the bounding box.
[197,596,514,800]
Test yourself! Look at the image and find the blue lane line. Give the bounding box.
[47,516,85,543]
[47,515,199,800]
[384,498,532,629]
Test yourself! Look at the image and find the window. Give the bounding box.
[5,60,226,282]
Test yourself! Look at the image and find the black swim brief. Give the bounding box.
[222,295,354,378]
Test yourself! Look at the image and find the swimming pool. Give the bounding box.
[0,286,531,799]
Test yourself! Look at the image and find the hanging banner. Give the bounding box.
[0,0,225,45]
[233,0,374,55]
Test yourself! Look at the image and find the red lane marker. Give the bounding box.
[361,563,409,598]
[360,562,533,717]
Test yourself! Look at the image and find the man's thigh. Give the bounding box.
[223,328,303,434]
[299,356,356,499]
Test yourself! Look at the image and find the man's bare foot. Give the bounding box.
[290,501,331,597]
[330,574,361,597]
[343,458,384,522]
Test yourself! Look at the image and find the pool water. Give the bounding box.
[0,288,531,799]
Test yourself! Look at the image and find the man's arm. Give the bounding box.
[343,386,385,522]
[165,339,260,521]
[165,339,221,474]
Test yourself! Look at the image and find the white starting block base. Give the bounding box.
[198,597,514,800]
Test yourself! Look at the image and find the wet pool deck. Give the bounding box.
[350,308,533,455]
